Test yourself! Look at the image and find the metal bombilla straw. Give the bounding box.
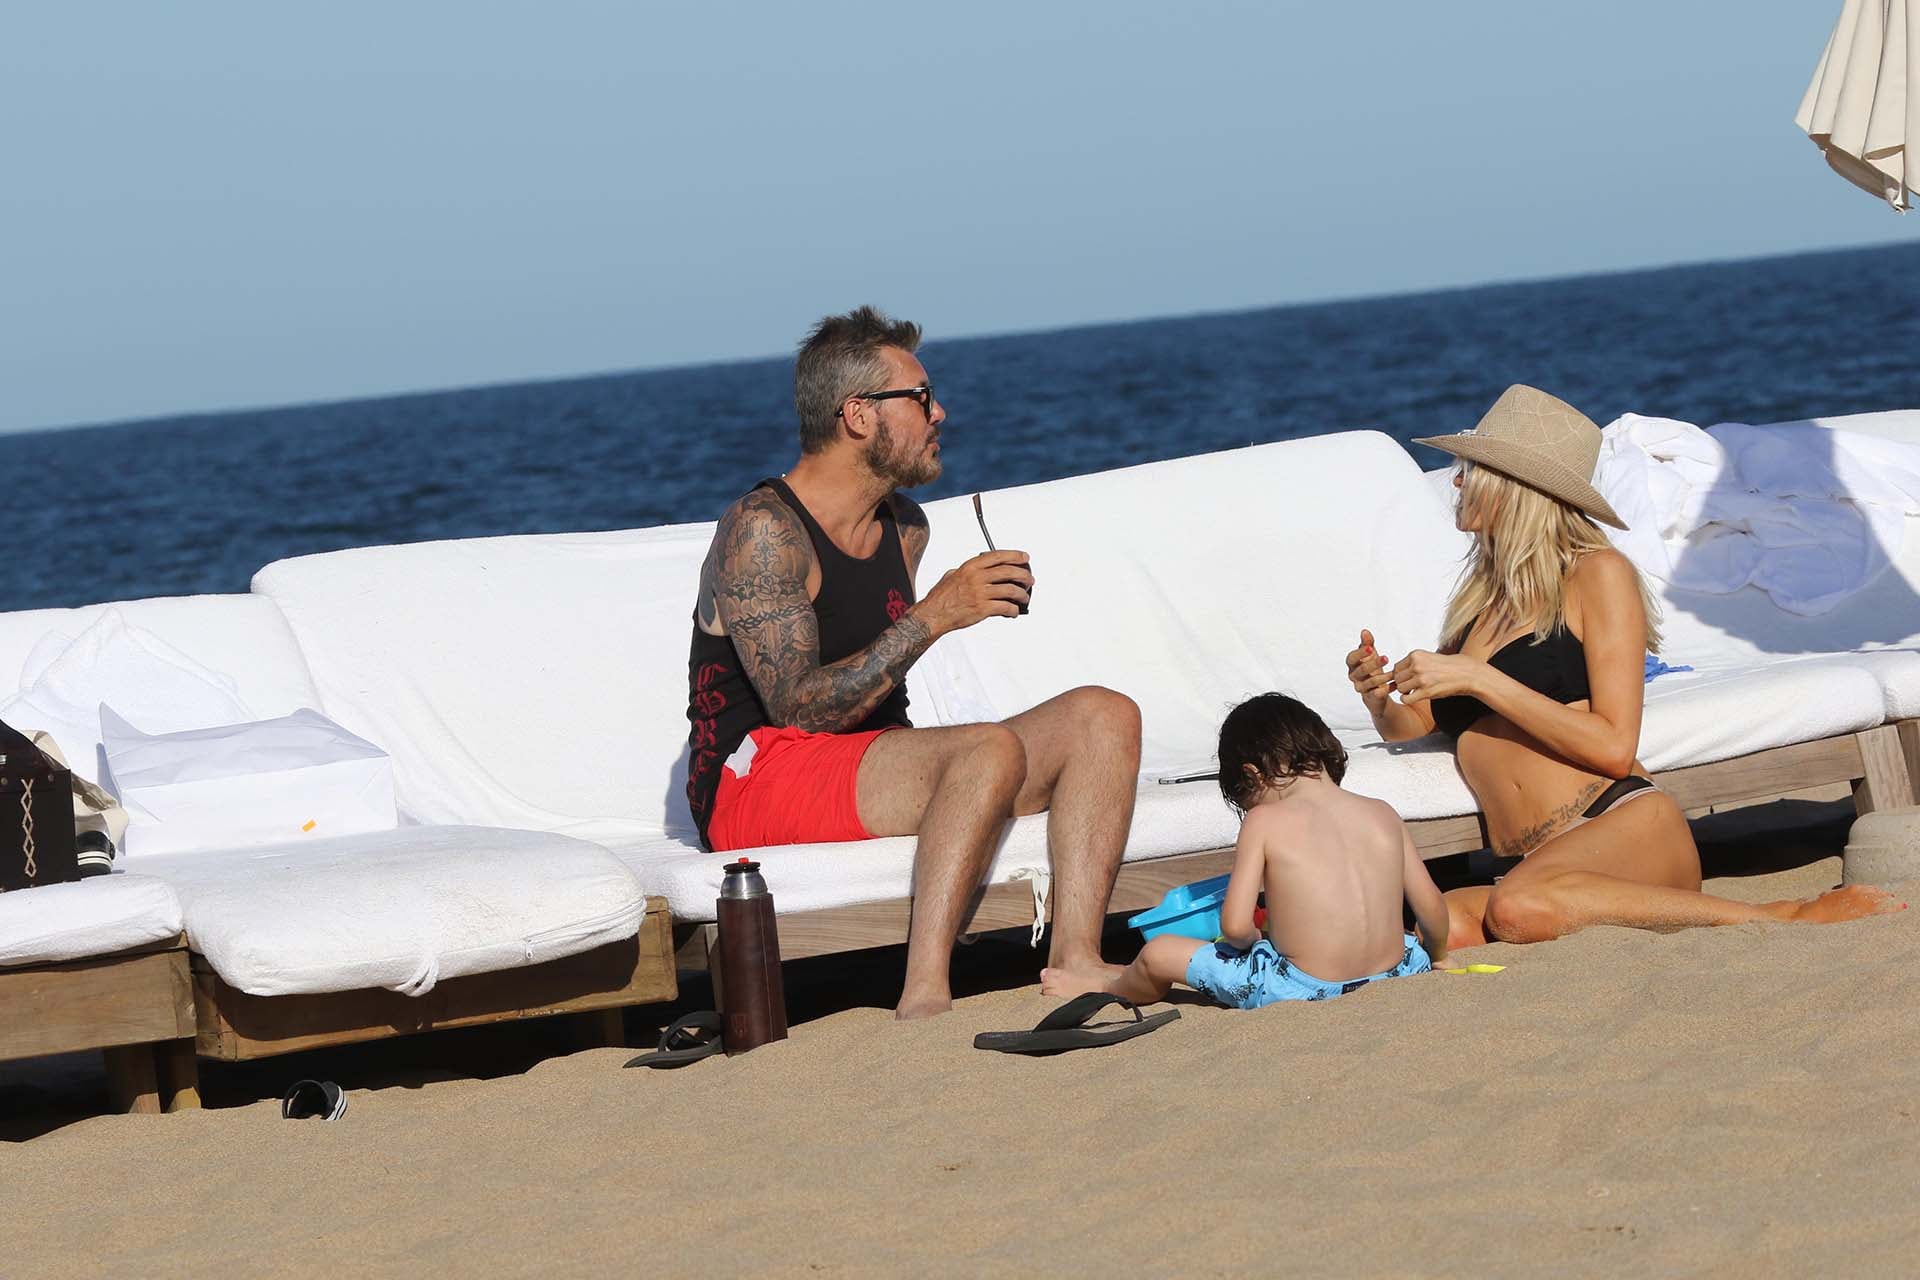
[970,493,1028,614]
[972,493,997,551]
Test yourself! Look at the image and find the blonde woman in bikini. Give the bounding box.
[1347,385,1898,947]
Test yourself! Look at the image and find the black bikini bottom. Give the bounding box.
[1582,774,1659,819]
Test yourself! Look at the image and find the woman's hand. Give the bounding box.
[1390,650,1485,703]
[1349,628,1441,742]
[1345,629,1396,707]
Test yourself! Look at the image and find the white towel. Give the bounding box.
[1598,416,1920,616]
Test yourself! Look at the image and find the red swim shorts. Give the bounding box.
[706,725,896,851]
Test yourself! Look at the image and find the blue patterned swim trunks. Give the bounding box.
[1185,934,1431,1010]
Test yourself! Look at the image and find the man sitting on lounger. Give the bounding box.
[683,305,1140,1019]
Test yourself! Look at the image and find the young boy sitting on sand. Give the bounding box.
[1043,693,1449,1009]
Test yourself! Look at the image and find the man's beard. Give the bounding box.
[864,419,941,488]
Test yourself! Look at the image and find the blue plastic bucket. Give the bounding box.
[1127,874,1232,941]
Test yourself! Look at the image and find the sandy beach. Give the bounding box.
[7,802,1920,1278]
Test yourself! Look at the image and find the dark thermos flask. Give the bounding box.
[716,857,788,1055]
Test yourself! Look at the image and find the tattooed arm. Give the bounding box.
[705,490,934,734]
[704,490,1035,733]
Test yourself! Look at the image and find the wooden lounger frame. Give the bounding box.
[7,900,674,1121]
[21,724,1913,1098]
[0,934,200,1114]
[675,720,1920,967]
[190,896,676,1061]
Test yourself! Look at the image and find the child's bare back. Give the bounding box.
[1248,777,1430,982]
[1042,692,1448,1011]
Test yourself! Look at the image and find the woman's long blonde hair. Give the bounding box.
[1441,462,1661,652]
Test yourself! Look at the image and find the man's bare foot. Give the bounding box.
[1780,884,1905,924]
[1045,953,1126,983]
[894,992,954,1021]
[1038,965,1116,999]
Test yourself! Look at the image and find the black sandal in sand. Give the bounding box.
[282,1079,348,1120]
[624,1010,725,1069]
[973,993,1179,1056]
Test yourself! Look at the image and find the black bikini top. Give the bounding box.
[1430,626,1590,739]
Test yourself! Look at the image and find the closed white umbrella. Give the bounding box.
[1796,0,1918,209]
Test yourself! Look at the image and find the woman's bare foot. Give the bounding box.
[1774,884,1905,924]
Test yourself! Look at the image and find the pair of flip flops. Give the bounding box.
[625,1011,725,1069]
[624,994,1178,1066]
[282,1079,347,1120]
[974,993,1179,1055]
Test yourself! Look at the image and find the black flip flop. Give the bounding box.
[624,1010,725,1069]
[974,993,1180,1056]
[282,1079,348,1120]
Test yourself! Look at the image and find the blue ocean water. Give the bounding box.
[14,242,1919,613]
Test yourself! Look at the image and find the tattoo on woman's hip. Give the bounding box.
[1494,780,1607,859]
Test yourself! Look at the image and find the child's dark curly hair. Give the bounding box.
[1217,692,1348,812]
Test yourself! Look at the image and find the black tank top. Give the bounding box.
[1431,625,1590,739]
[683,478,916,847]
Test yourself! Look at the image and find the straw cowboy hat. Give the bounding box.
[1414,384,1628,530]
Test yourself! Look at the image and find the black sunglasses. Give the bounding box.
[837,385,933,418]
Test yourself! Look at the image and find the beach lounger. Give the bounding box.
[139,828,673,1061]
[0,597,678,1076]
[241,422,1920,967]
[0,876,198,1112]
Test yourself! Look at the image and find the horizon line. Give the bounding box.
[18,237,1916,440]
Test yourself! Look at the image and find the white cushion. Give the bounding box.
[1843,649,1920,720]
[138,826,646,997]
[0,874,183,967]
[607,780,1248,925]
[0,595,319,720]
[1340,733,1476,820]
[1639,655,1885,772]
[253,525,713,843]
[609,756,1478,926]
[908,431,1470,772]
[0,611,256,786]
[102,707,398,858]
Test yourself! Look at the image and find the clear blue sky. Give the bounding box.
[4,1,1914,434]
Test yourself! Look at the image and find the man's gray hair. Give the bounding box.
[794,305,923,453]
